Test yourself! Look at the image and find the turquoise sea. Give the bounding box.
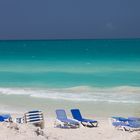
[0,39,140,116]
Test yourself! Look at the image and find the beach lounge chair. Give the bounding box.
[71,109,98,127]
[112,120,140,132]
[0,114,11,122]
[55,109,80,128]
[24,110,44,129]
[111,116,140,132]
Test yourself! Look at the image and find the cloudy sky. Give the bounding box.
[0,0,140,39]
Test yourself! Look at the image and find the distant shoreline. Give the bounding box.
[0,38,140,42]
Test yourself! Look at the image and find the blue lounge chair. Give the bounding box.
[71,109,98,127]
[0,114,11,122]
[1,114,11,120]
[111,116,140,132]
[55,109,80,128]
[24,110,44,129]
[112,120,140,132]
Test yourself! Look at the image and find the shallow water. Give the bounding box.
[0,39,140,116]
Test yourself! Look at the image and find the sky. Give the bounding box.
[0,0,140,40]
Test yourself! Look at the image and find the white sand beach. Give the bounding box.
[0,114,139,140]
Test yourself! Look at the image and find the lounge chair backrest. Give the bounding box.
[56,109,67,120]
[112,117,129,122]
[71,109,83,121]
[24,110,44,124]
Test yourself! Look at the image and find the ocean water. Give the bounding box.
[0,39,140,117]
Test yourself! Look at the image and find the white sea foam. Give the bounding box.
[0,86,140,104]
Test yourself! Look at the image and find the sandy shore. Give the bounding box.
[0,114,140,140]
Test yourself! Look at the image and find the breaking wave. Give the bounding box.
[0,86,140,104]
